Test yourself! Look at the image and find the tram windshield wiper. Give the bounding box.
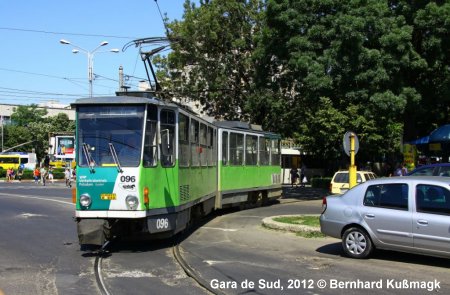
[109,143,123,173]
[82,143,96,173]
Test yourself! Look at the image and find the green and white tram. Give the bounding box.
[73,95,282,246]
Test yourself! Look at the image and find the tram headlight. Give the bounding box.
[126,195,139,210]
[79,194,92,208]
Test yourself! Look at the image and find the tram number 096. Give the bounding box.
[156,218,169,230]
[120,175,135,182]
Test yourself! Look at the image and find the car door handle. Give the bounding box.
[417,219,428,225]
[365,213,375,219]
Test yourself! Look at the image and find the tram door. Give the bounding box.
[281,149,301,184]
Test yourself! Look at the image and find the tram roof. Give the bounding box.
[71,95,177,108]
[213,121,280,138]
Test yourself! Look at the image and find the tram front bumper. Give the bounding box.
[76,218,107,246]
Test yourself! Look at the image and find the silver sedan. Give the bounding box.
[320,176,450,259]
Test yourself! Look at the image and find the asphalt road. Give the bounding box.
[0,182,93,295]
[0,183,449,295]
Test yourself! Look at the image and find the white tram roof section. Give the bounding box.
[71,95,175,107]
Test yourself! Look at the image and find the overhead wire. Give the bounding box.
[0,27,137,40]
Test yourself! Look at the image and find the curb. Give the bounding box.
[262,214,321,234]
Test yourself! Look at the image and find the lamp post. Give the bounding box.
[60,39,119,97]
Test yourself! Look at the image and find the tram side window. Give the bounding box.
[212,128,217,166]
[271,139,281,165]
[259,137,270,166]
[200,123,208,166]
[160,109,175,167]
[245,135,258,166]
[207,126,214,166]
[190,120,200,167]
[179,114,190,167]
[144,105,158,167]
[222,131,228,165]
[230,132,244,165]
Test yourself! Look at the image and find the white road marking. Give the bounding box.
[201,227,237,232]
[0,192,74,206]
[19,213,47,218]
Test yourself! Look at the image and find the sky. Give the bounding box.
[0,0,189,106]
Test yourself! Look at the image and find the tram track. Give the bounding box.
[92,238,225,295]
[172,242,226,295]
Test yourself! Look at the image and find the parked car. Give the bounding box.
[320,176,450,259]
[407,163,450,177]
[329,170,377,194]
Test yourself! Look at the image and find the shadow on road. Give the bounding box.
[282,186,329,201]
[316,241,450,269]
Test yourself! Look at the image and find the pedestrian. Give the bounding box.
[48,167,54,184]
[17,167,23,182]
[65,168,72,187]
[33,167,40,183]
[40,166,47,186]
[289,167,299,187]
[6,168,11,182]
[300,165,307,187]
[401,163,408,176]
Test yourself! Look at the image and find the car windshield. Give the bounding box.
[77,105,145,167]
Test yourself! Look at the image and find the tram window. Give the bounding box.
[222,132,228,165]
[271,139,281,165]
[190,120,200,166]
[230,132,244,165]
[200,123,207,166]
[213,129,217,166]
[245,135,258,166]
[259,137,270,166]
[160,109,175,167]
[144,105,157,167]
[206,126,212,166]
[179,113,190,167]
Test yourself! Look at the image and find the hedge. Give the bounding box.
[310,177,332,190]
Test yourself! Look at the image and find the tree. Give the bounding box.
[253,0,430,164]
[10,104,47,126]
[162,0,265,120]
[4,106,74,161]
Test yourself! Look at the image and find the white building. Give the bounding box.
[0,103,75,124]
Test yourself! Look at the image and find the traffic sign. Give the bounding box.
[343,132,359,156]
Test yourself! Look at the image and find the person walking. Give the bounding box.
[33,167,40,183]
[40,166,47,186]
[65,168,72,188]
[289,167,299,188]
[48,167,54,184]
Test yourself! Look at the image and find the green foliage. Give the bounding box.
[157,0,450,167]
[3,106,74,161]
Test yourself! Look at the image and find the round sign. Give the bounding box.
[343,131,359,156]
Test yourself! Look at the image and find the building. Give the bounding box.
[0,103,75,124]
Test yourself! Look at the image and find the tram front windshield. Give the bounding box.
[77,105,145,167]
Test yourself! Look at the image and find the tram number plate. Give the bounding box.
[101,193,116,200]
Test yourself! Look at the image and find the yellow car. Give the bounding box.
[330,170,377,194]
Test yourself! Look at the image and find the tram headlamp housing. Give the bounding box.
[126,195,139,210]
[79,194,92,208]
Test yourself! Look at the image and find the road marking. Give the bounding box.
[204,260,234,266]
[201,227,237,232]
[0,192,74,206]
[19,213,47,218]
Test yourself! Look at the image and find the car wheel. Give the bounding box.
[342,227,373,259]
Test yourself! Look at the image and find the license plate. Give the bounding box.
[101,193,116,200]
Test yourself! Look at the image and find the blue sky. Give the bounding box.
[0,0,189,106]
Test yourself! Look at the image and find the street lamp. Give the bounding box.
[60,39,119,97]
